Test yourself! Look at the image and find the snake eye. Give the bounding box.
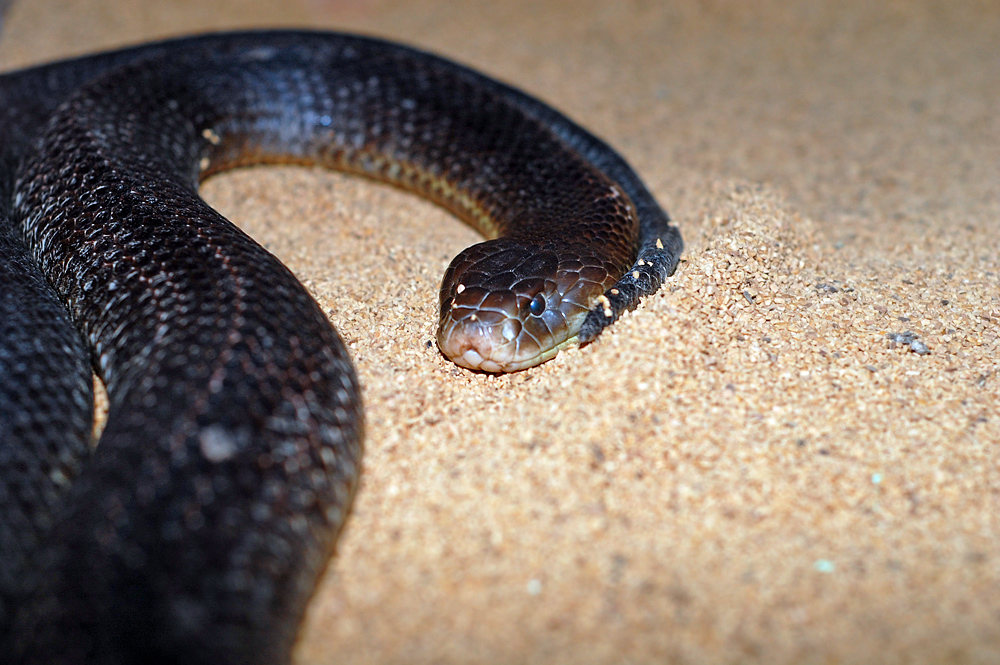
[529,293,546,317]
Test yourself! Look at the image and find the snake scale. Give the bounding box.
[0,30,682,664]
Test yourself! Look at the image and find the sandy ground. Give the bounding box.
[2,1,999,663]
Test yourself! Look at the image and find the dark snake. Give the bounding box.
[0,30,682,664]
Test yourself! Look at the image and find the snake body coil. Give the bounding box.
[0,31,681,664]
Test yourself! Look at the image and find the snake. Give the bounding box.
[0,30,682,664]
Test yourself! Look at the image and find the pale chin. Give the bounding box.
[437,317,516,372]
[437,315,576,373]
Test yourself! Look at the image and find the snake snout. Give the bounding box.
[437,286,524,372]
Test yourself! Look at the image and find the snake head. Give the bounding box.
[436,238,614,372]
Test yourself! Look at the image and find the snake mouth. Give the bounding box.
[437,307,577,373]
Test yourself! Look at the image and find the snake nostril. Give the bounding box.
[529,293,546,317]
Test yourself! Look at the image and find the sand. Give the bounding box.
[2,1,998,663]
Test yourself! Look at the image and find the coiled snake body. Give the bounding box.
[0,31,681,664]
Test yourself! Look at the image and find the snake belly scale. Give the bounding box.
[0,31,682,664]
